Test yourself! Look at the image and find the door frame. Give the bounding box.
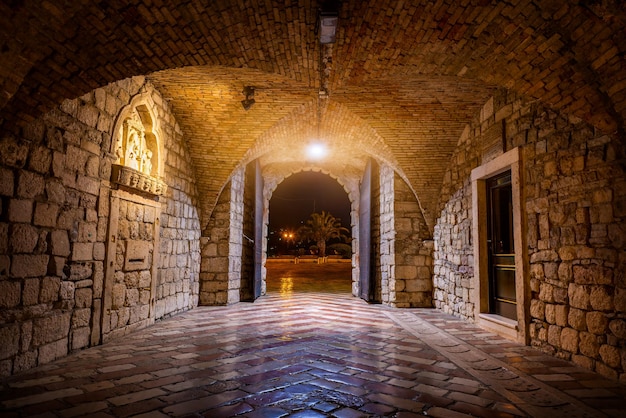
[486,171,516,320]
[471,147,529,343]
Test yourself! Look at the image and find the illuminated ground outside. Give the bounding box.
[266,263,352,294]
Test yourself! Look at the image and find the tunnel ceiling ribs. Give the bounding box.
[0,1,625,228]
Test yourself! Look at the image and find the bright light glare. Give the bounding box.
[306,142,328,160]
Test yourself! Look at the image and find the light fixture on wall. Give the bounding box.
[241,86,255,110]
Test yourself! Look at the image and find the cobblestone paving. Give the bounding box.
[1,292,625,417]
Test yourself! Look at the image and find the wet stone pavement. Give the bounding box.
[1,267,626,417]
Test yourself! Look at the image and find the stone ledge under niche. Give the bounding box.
[111,164,167,197]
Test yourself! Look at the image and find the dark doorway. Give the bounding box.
[268,171,351,257]
[241,160,263,302]
[267,171,352,293]
[487,171,516,320]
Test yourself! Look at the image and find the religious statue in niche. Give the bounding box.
[114,108,155,176]
[111,106,167,197]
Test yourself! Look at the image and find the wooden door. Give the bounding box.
[359,159,374,302]
[487,171,516,319]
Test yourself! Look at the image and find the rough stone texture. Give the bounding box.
[228,168,245,305]
[434,89,626,380]
[377,163,393,305]
[2,2,625,232]
[0,1,625,382]
[433,180,475,318]
[156,105,201,318]
[199,182,232,306]
[393,174,433,308]
[0,80,199,376]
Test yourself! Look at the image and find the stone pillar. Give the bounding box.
[377,163,395,305]
[228,167,245,304]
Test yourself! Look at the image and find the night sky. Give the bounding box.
[269,171,351,232]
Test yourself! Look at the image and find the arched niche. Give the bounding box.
[110,92,167,196]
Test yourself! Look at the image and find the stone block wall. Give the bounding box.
[200,182,231,306]
[228,168,245,305]
[368,163,434,307]
[377,163,394,305]
[433,179,475,318]
[156,182,201,318]
[104,199,156,339]
[0,78,200,376]
[393,175,433,308]
[434,89,626,380]
[199,165,247,306]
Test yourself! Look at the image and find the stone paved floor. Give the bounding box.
[2,290,626,417]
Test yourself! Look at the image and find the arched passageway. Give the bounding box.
[267,171,352,259]
[266,171,353,295]
[0,1,625,387]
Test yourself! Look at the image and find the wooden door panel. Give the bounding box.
[359,159,373,302]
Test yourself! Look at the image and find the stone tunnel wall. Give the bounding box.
[376,163,400,305]
[199,166,247,306]
[0,78,200,376]
[200,182,232,306]
[434,89,626,380]
[393,174,433,308]
[227,167,245,305]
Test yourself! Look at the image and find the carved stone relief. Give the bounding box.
[111,105,167,197]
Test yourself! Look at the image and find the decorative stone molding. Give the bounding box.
[471,147,528,344]
[113,105,159,176]
[110,92,167,197]
[111,164,167,197]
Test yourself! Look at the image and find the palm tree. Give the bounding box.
[297,211,350,257]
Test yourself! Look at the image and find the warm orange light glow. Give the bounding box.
[306,142,327,160]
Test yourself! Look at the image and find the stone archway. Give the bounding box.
[262,165,359,294]
[264,169,355,295]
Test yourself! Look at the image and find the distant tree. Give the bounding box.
[297,211,350,257]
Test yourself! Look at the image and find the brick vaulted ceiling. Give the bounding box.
[1,1,625,229]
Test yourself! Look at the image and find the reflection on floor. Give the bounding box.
[1,267,626,417]
[266,263,352,294]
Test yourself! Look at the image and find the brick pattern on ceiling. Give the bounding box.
[1,1,624,129]
[1,1,624,226]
